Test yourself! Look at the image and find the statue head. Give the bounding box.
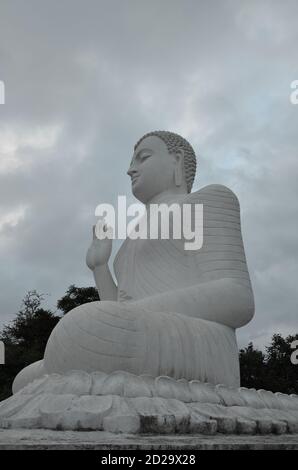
[127,131,197,203]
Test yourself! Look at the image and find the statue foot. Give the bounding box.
[12,360,46,394]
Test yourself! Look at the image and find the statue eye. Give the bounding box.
[134,150,152,162]
[140,153,151,161]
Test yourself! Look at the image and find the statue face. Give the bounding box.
[127,136,180,203]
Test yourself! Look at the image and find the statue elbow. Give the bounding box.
[237,301,254,328]
[231,287,255,329]
[217,278,255,329]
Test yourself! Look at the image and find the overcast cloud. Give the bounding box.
[0,0,297,349]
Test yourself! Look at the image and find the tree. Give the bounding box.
[0,291,60,401]
[0,285,100,400]
[239,334,298,394]
[265,333,298,394]
[1,286,298,401]
[239,342,266,390]
[57,284,99,315]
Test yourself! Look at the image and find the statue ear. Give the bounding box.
[174,149,184,187]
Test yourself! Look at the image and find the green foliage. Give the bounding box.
[0,291,60,401]
[239,334,298,393]
[0,285,99,401]
[0,286,297,401]
[265,333,298,394]
[239,342,266,390]
[57,284,99,315]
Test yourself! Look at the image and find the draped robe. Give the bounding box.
[13,184,254,393]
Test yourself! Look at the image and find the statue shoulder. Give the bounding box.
[185,184,240,210]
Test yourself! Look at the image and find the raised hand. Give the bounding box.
[86,221,113,270]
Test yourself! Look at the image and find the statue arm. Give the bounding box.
[93,264,118,301]
[86,224,117,301]
[131,278,254,329]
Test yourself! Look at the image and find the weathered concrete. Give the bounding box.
[0,429,298,450]
[2,372,298,434]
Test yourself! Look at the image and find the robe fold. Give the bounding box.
[13,184,254,393]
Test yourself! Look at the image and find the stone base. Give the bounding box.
[1,370,298,435]
[0,429,298,450]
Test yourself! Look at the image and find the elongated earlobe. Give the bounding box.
[175,165,182,187]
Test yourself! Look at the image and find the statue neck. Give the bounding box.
[145,189,187,208]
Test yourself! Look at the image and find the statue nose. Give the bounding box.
[127,167,137,177]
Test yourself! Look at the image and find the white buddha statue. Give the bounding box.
[13,131,254,394]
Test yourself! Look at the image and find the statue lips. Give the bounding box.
[131,175,139,185]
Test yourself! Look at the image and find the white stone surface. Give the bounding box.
[2,370,298,434]
[12,132,255,395]
[1,132,260,434]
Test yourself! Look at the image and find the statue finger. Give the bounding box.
[94,220,105,239]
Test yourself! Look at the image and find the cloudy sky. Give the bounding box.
[0,0,297,350]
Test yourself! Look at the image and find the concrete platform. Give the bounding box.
[0,429,298,450]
